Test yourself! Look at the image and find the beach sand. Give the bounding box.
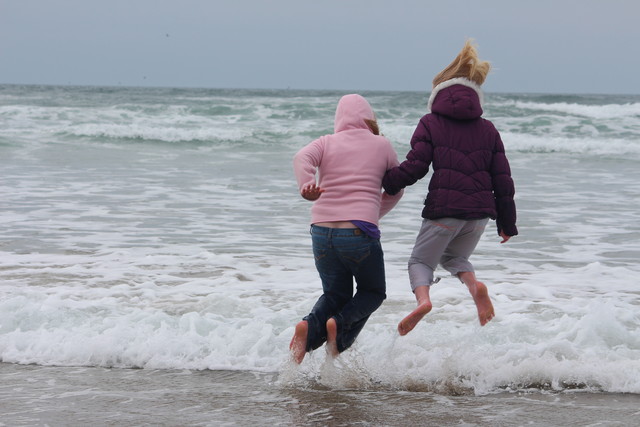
[1,363,638,426]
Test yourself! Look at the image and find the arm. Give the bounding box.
[379,142,404,217]
[490,131,518,239]
[379,189,403,218]
[293,138,324,199]
[382,118,433,195]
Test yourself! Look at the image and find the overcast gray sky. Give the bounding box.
[2,0,639,94]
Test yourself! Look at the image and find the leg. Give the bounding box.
[303,226,353,351]
[438,219,493,325]
[439,220,487,277]
[408,220,454,283]
[397,285,432,335]
[407,219,457,290]
[325,317,339,358]
[458,271,494,326]
[289,320,308,364]
[304,291,350,352]
[395,220,453,336]
[330,233,386,353]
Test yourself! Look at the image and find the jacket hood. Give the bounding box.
[427,77,484,120]
[334,94,375,133]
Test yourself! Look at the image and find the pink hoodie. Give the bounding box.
[294,94,403,226]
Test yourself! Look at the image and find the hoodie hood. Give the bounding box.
[334,94,375,133]
[427,77,484,120]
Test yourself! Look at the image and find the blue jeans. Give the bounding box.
[304,225,386,353]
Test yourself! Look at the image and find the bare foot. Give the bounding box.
[469,281,494,326]
[325,317,339,358]
[289,321,308,364]
[397,301,432,336]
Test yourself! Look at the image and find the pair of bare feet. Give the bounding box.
[289,318,339,364]
[397,273,495,336]
[290,274,494,362]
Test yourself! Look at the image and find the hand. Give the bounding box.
[499,231,511,244]
[301,184,325,201]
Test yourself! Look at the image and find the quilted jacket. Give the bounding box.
[382,78,518,236]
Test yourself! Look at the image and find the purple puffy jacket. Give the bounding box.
[383,78,518,237]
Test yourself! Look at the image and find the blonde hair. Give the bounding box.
[432,39,491,88]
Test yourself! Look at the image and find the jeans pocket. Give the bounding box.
[312,236,328,262]
[314,252,327,262]
[340,240,372,265]
[312,242,327,262]
[344,250,370,264]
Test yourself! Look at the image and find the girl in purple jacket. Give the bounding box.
[383,40,518,335]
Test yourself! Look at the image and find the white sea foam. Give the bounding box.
[507,100,640,120]
[501,132,640,156]
[1,86,639,395]
[2,89,639,158]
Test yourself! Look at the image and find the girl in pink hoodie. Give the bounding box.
[290,94,403,364]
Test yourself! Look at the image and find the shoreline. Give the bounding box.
[1,363,638,426]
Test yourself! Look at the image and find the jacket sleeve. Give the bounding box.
[379,143,404,218]
[382,117,433,195]
[293,137,324,191]
[490,131,518,236]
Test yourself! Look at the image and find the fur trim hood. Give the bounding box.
[427,77,484,117]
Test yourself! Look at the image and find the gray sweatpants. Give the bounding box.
[408,217,489,291]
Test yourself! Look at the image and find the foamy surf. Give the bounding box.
[1,85,639,397]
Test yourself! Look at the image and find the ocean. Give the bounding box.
[1,84,639,426]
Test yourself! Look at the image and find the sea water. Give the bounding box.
[1,85,639,408]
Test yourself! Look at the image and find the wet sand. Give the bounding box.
[1,363,639,426]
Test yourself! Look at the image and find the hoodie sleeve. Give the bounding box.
[490,130,518,236]
[379,143,403,218]
[293,137,324,191]
[382,117,433,195]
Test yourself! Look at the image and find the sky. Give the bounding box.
[1,0,639,94]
